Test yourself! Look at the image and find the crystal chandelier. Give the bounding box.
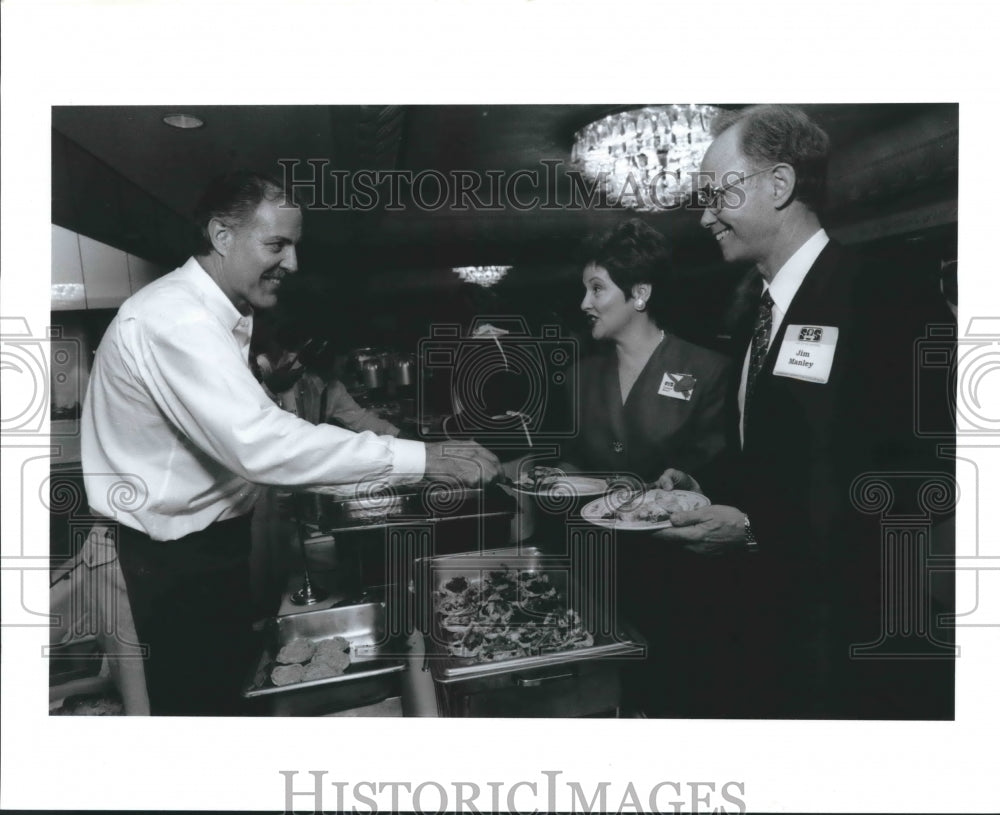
[452,265,511,287]
[570,104,720,211]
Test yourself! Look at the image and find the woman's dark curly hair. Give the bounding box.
[580,218,673,328]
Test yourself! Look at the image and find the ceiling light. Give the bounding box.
[452,265,511,287]
[570,104,720,211]
[162,113,204,130]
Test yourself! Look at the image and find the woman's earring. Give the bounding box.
[634,298,646,311]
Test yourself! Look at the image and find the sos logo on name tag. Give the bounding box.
[657,372,696,400]
[772,324,838,384]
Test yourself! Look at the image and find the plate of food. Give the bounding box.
[580,488,710,530]
[510,466,608,498]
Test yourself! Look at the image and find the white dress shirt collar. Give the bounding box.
[762,228,830,315]
[178,256,251,330]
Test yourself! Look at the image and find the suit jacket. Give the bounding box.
[569,332,733,484]
[727,241,955,718]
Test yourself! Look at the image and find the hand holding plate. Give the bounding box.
[651,504,746,553]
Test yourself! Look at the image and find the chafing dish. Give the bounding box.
[242,601,407,716]
[415,547,645,717]
[295,481,515,534]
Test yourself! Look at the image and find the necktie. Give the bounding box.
[745,289,774,404]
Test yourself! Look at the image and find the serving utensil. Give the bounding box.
[289,527,330,606]
[489,410,533,447]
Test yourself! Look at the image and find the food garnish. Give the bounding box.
[514,465,564,491]
[434,566,593,661]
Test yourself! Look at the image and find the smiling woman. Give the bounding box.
[559,218,737,716]
[567,219,733,485]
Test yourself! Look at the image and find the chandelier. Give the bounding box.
[452,265,511,287]
[570,104,720,211]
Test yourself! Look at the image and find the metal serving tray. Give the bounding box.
[296,482,514,533]
[242,601,407,715]
[415,547,646,688]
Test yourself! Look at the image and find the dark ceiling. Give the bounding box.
[51,103,957,270]
[50,103,959,348]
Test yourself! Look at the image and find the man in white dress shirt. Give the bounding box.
[82,171,499,714]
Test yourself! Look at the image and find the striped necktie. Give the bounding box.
[745,289,774,404]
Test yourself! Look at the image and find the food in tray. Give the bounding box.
[53,693,124,715]
[302,652,350,681]
[275,638,316,665]
[598,488,705,523]
[270,663,305,686]
[268,635,352,686]
[315,636,350,660]
[434,567,594,662]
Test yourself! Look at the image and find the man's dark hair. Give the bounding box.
[711,105,830,213]
[580,218,673,329]
[193,170,289,254]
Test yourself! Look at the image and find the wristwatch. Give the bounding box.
[744,514,759,553]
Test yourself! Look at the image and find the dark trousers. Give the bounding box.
[620,540,955,719]
[114,515,256,716]
[619,543,759,718]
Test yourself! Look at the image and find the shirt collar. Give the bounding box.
[762,228,829,312]
[178,256,252,335]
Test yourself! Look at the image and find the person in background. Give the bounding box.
[254,336,402,435]
[314,345,402,436]
[81,170,499,715]
[656,105,955,718]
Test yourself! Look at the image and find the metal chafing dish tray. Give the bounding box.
[242,601,407,715]
[415,547,646,687]
[295,481,514,533]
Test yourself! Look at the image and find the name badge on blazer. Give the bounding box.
[772,324,839,384]
[658,372,697,400]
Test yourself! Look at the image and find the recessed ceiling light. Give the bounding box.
[162,113,204,130]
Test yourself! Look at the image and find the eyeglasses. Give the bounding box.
[695,165,779,210]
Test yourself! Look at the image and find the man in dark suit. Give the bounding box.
[656,105,955,718]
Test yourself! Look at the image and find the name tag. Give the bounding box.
[772,324,838,384]
[658,372,697,400]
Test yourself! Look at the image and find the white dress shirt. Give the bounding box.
[82,257,425,541]
[738,229,829,445]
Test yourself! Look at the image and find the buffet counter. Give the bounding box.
[239,476,666,718]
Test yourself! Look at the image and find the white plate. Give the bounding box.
[510,475,609,498]
[580,489,711,531]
